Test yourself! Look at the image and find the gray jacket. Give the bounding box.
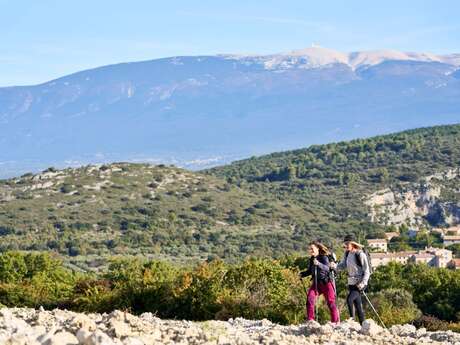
[337,250,370,286]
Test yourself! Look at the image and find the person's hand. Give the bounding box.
[313,258,319,266]
[357,282,365,291]
[330,262,337,269]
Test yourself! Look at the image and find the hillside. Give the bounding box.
[0,163,314,268]
[207,124,460,229]
[1,47,460,177]
[1,124,460,269]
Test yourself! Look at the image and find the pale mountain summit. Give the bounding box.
[348,50,434,68]
[441,53,460,66]
[285,46,349,65]
[235,46,460,70]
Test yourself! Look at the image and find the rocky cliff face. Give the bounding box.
[365,168,460,227]
[0,307,458,345]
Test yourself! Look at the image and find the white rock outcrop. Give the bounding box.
[365,168,460,226]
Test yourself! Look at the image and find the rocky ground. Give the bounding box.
[0,308,459,345]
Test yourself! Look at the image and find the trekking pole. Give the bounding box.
[314,265,318,321]
[331,272,340,322]
[329,257,340,321]
[330,254,338,298]
[330,271,337,300]
[362,290,387,329]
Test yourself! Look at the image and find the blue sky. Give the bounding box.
[1,0,459,86]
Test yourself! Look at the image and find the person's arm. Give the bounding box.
[335,253,348,271]
[315,255,330,272]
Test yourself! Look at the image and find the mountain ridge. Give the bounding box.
[1,47,460,178]
[5,46,460,88]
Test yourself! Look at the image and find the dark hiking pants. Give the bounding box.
[347,285,365,324]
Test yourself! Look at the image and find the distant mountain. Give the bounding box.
[1,47,460,178]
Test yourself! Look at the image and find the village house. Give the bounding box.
[410,253,435,265]
[447,225,460,235]
[370,248,453,269]
[384,232,399,241]
[434,225,460,236]
[367,238,388,252]
[442,235,460,246]
[370,251,416,268]
[425,247,453,267]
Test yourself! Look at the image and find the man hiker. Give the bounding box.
[331,235,370,325]
[300,242,339,323]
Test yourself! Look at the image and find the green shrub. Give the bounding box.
[103,258,180,315]
[366,289,421,326]
[72,279,114,312]
[173,260,227,320]
[216,259,305,324]
[60,183,73,193]
[414,315,460,332]
[0,252,77,308]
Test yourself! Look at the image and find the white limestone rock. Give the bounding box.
[360,319,383,336]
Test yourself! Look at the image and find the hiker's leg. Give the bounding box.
[323,282,339,323]
[354,292,365,324]
[306,286,318,321]
[346,287,356,320]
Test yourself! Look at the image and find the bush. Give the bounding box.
[366,289,421,326]
[0,252,77,308]
[102,259,179,315]
[414,315,460,332]
[216,259,305,324]
[0,226,15,236]
[60,183,73,193]
[370,263,460,322]
[173,261,226,320]
[72,279,114,312]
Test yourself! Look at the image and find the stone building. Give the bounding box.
[370,248,453,269]
[367,239,388,252]
[443,235,460,246]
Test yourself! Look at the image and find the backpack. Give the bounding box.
[345,248,373,276]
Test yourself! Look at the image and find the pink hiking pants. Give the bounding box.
[306,281,339,323]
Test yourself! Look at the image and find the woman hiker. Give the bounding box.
[300,242,339,323]
[331,234,370,325]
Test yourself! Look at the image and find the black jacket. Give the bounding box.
[300,255,331,283]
